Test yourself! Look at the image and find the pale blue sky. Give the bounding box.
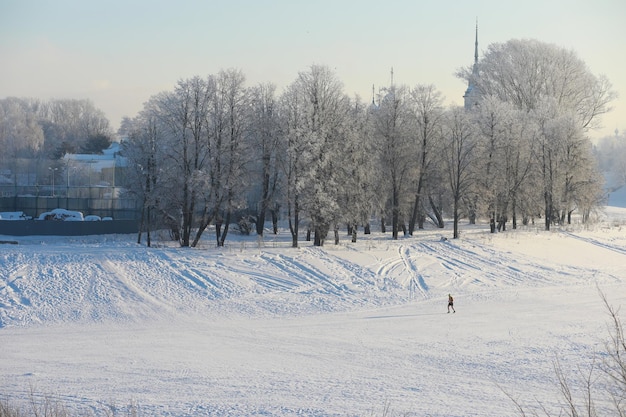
[1,0,624,139]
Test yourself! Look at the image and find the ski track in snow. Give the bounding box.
[560,229,626,255]
[0,231,612,326]
[399,244,429,299]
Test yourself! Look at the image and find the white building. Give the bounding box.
[62,142,127,188]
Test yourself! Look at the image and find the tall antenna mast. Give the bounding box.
[390,67,394,87]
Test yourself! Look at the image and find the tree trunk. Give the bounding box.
[544,191,552,231]
[392,186,399,240]
[497,215,507,232]
[429,195,444,228]
[256,206,266,236]
[137,197,146,245]
[511,199,518,230]
[468,210,476,225]
[180,186,196,248]
[256,159,271,236]
[219,210,231,247]
[271,205,279,234]
[288,210,299,248]
[314,223,329,246]
[192,203,215,248]
[453,195,460,239]
[314,226,323,246]
[215,219,223,247]
[146,206,152,248]
[408,193,420,235]
[392,208,399,240]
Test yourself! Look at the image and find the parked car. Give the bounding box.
[37,209,85,221]
[0,211,31,220]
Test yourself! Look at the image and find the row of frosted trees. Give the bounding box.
[0,98,114,193]
[122,39,614,247]
[0,97,112,162]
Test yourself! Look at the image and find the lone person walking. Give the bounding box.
[447,294,455,313]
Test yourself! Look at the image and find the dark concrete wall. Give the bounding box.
[0,220,138,236]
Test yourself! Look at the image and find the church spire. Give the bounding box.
[463,19,480,110]
[474,19,479,67]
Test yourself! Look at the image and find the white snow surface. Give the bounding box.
[2,206,626,416]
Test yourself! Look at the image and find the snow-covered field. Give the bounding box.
[2,196,626,416]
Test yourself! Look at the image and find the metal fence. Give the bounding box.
[0,186,141,220]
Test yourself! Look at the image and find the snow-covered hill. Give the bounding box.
[2,207,626,416]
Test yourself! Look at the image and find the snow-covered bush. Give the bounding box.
[236,216,254,235]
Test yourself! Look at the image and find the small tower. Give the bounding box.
[463,21,480,110]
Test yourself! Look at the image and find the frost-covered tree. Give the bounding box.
[248,83,282,236]
[283,65,351,246]
[38,99,112,159]
[460,39,615,125]
[459,39,616,230]
[279,82,308,247]
[472,96,536,231]
[0,98,44,158]
[407,84,446,232]
[340,96,376,243]
[370,85,415,239]
[123,112,165,247]
[200,68,250,247]
[596,131,626,191]
[0,98,44,186]
[145,77,211,247]
[533,100,565,230]
[548,111,604,225]
[126,71,250,248]
[529,100,602,229]
[442,107,478,239]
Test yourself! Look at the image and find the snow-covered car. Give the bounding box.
[37,208,85,221]
[0,211,31,220]
[84,215,102,221]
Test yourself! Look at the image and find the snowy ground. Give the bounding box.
[2,201,626,416]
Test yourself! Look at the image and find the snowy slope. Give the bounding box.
[1,207,626,417]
